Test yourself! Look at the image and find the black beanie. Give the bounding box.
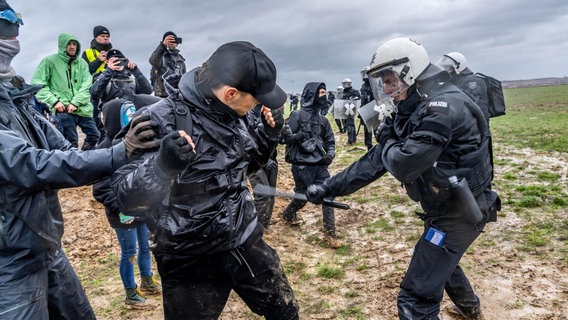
[0,0,20,38]
[93,25,110,38]
[106,48,124,59]
[162,31,177,41]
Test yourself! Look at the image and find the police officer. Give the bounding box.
[359,66,374,150]
[340,78,361,145]
[306,38,500,320]
[436,52,490,122]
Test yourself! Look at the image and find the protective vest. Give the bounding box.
[84,48,105,74]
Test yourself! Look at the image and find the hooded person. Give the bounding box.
[31,33,101,150]
[0,1,160,318]
[279,82,340,247]
[111,40,299,319]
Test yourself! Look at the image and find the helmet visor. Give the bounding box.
[368,69,409,105]
[435,55,456,73]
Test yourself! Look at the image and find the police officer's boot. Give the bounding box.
[281,199,306,226]
[447,305,485,320]
[322,205,342,248]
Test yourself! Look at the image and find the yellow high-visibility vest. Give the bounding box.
[84,48,106,74]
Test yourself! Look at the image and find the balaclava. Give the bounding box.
[0,0,20,77]
[0,38,19,76]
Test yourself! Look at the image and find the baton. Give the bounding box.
[252,184,351,210]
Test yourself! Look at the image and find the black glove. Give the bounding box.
[293,131,307,142]
[265,158,278,172]
[322,154,334,166]
[123,113,160,158]
[306,184,330,205]
[375,122,396,146]
[154,131,194,177]
[262,108,284,140]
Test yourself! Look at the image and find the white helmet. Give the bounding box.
[437,51,467,75]
[360,66,370,80]
[341,78,352,89]
[368,38,430,87]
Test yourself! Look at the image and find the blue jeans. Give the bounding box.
[56,113,100,149]
[114,224,152,290]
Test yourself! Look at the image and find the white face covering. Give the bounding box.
[0,38,20,75]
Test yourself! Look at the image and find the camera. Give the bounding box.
[174,37,183,44]
[117,58,129,68]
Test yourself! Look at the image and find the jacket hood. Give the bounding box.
[300,82,325,112]
[177,68,239,120]
[57,33,81,59]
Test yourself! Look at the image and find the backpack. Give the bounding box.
[476,72,506,118]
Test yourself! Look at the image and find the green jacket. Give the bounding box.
[31,33,94,118]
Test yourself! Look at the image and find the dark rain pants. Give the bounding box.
[282,164,336,235]
[155,230,299,320]
[397,208,484,320]
[249,159,279,228]
[0,248,95,320]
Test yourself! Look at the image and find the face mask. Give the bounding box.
[316,94,327,106]
[0,38,20,74]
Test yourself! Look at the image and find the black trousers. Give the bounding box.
[155,231,299,320]
[249,160,279,228]
[397,209,484,319]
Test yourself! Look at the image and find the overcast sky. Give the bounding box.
[10,0,568,94]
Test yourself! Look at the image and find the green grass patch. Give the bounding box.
[316,264,344,278]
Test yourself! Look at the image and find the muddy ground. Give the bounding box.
[60,136,568,319]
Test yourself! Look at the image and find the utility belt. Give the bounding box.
[404,140,493,210]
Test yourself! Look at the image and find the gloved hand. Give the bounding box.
[265,158,278,172]
[124,113,160,158]
[322,154,334,166]
[262,107,284,140]
[306,184,330,205]
[375,122,396,146]
[155,130,195,177]
[293,131,307,142]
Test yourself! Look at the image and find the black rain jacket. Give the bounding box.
[281,82,335,165]
[111,68,278,255]
[324,70,498,217]
[0,78,125,280]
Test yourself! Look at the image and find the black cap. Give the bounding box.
[0,0,20,38]
[207,41,286,109]
[162,31,177,41]
[106,48,124,59]
[93,25,110,38]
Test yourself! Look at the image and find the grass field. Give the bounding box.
[64,84,568,319]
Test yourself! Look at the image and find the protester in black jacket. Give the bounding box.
[90,48,153,108]
[112,41,299,320]
[248,103,280,229]
[148,31,186,97]
[0,3,159,318]
[306,38,500,320]
[280,82,339,247]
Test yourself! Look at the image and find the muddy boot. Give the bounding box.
[125,285,149,306]
[323,232,343,249]
[140,274,162,295]
[447,305,485,320]
[282,199,306,226]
